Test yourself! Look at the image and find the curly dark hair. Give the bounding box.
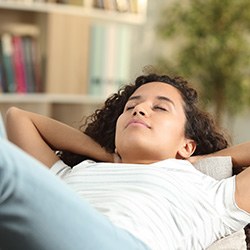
[60,73,229,166]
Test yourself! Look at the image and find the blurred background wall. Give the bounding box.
[131,0,250,144]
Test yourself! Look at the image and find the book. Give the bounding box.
[0,40,8,93]
[115,0,129,12]
[88,23,132,96]
[30,37,42,92]
[93,0,104,9]
[12,35,27,93]
[1,33,15,92]
[0,23,40,93]
[22,36,36,92]
[0,60,3,92]
[88,24,105,95]
[103,0,116,10]
[128,0,138,13]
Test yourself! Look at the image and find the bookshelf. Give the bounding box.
[0,0,148,126]
[0,93,105,127]
[0,1,147,24]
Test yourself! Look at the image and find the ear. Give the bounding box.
[177,139,196,159]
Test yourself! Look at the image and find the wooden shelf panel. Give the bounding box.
[0,93,105,104]
[0,1,146,24]
[0,94,104,126]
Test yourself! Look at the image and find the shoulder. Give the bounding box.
[235,167,250,213]
[50,159,97,177]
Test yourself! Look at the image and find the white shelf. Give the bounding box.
[0,93,105,125]
[0,1,146,24]
[0,93,105,104]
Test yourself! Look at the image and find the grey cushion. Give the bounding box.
[193,156,233,180]
[206,229,246,250]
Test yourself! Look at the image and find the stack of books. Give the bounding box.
[88,23,131,97]
[0,24,42,94]
[93,0,141,13]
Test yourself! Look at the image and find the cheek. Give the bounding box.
[115,115,124,147]
[160,119,186,140]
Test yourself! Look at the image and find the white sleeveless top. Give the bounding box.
[50,158,250,250]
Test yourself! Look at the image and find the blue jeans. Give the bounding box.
[0,138,149,250]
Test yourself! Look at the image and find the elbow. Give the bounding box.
[6,107,22,123]
[5,107,24,137]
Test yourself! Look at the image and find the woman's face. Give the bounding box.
[115,82,195,164]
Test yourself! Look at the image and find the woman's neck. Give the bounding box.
[120,155,165,164]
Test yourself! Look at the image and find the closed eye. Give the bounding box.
[126,106,135,111]
[154,106,168,111]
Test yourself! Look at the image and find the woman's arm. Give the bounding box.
[6,107,113,168]
[210,142,250,168]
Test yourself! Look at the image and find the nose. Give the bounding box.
[133,110,145,116]
[132,103,148,117]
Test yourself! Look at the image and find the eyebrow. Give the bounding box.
[128,95,176,107]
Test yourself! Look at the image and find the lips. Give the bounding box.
[126,119,151,129]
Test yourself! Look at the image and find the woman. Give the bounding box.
[2,73,250,249]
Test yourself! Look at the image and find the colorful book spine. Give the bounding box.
[31,37,42,92]
[0,59,4,93]
[0,40,8,93]
[115,0,130,12]
[0,23,41,93]
[12,35,27,93]
[1,33,15,92]
[93,0,104,9]
[128,0,138,13]
[22,36,36,92]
